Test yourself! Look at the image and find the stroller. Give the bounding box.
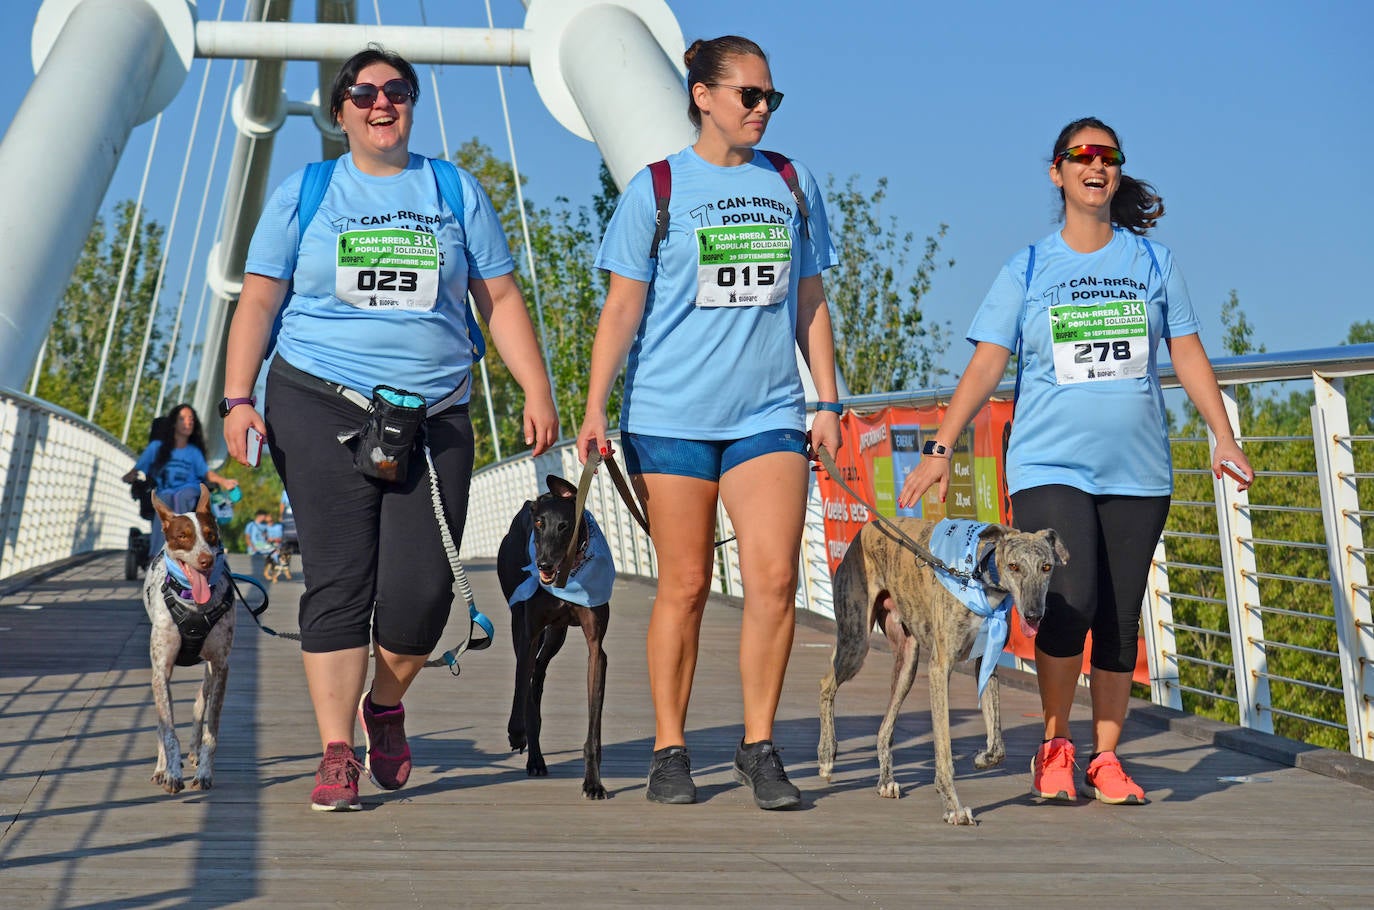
[125,470,155,581]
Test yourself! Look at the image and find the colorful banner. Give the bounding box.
[816,402,1148,684]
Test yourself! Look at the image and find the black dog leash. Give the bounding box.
[229,572,299,640]
[813,445,978,584]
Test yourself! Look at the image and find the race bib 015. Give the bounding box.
[335,228,440,311]
[693,224,791,308]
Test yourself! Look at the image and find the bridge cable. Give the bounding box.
[122,0,231,443]
[88,113,162,422]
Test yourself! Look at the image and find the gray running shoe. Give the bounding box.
[646,745,696,804]
[733,739,801,810]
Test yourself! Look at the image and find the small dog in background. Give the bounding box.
[818,517,1068,825]
[497,475,613,800]
[143,485,235,794]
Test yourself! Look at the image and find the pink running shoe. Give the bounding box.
[358,692,412,791]
[1031,737,1078,801]
[310,741,362,811]
[1084,751,1146,804]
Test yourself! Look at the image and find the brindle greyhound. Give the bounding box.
[497,475,612,800]
[818,517,1068,825]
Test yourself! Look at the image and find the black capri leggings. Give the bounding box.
[1010,484,1170,673]
[265,357,474,655]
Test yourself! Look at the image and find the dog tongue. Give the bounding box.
[181,561,211,605]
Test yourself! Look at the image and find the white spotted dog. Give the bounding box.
[143,484,235,794]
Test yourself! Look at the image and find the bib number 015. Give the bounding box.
[715,264,776,287]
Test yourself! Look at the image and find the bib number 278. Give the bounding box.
[1073,340,1132,363]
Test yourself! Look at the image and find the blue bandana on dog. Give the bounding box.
[928,519,1011,703]
[162,551,227,599]
[510,513,616,609]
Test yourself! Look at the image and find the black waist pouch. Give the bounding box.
[350,386,427,483]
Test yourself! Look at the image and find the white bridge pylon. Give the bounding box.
[0,0,695,426]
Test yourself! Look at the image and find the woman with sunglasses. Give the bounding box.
[221,45,557,811]
[898,117,1252,805]
[576,35,841,810]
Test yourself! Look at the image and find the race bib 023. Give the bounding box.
[1048,299,1150,384]
[693,224,791,308]
[335,228,440,311]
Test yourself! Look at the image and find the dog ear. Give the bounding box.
[1038,528,1070,565]
[546,475,577,499]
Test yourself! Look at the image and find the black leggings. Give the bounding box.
[1011,484,1170,673]
[265,358,474,655]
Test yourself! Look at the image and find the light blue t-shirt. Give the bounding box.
[967,228,1201,496]
[244,153,515,405]
[134,441,209,498]
[245,520,274,555]
[595,147,838,438]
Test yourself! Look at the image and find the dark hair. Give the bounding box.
[328,44,421,128]
[683,35,768,128]
[1051,116,1164,235]
[148,403,207,486]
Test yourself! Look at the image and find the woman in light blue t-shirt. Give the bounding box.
[576,35,842,811]
[899,117,1253,807]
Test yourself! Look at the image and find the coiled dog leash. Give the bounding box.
[421,439,494,676]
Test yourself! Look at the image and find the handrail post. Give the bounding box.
[1311,374,1374,759]
[1143,536,1183,710]
[1213,389,1271,733]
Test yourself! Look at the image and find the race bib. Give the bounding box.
[693,225,791,308]
[335,228,440,311]
[1049,300,1150,384]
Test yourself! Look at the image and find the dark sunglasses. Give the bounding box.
[1054,144,1125,167]
[345,78,416,109]
[707,83,784,112]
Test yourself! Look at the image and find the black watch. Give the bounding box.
[218,396,256,418]
[922,439,950,457]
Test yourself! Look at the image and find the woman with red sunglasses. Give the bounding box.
[576,35,842,810]
[221,45,557,812]
[899,117,1252,806]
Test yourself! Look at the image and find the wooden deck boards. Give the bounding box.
[2,553,1372,909]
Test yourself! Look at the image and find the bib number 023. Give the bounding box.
[356,269,419,293]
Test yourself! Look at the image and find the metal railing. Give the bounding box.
[4,343,1371,758]
[463,344,1374,759]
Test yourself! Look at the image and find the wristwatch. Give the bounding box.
[218,396,256,418]
[922,439,950,457]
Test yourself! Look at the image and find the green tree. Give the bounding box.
[32,200,169,440]
[824,174,952,394]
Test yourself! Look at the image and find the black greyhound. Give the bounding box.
[496,475,612,800]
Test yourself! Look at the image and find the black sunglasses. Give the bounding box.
[707,83,784,112]
[345,78,416,109]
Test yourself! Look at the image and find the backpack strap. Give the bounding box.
[648,159,672,260]
[758,150,810,240]
[1141,236,1161,279]
[1013,243,1035,409]
[428,158,486,363]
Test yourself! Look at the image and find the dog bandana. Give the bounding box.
[928,519,1012,703]
[510,513,616,609]
[162,551,227,604]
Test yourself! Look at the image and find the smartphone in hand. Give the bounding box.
[246,427,264,468]
[1219,459,1250,484]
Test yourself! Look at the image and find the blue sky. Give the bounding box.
[6,0,1372,382]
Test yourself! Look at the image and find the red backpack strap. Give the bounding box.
[758,150,810,239]
[648,159,671,260]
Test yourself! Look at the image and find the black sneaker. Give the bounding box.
[733,739,801,810]
[646,745,696,804]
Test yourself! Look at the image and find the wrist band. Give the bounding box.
[815,401,843,414]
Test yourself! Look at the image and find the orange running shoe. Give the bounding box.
[1031,737,1078,801]
[1084,751,1146,804]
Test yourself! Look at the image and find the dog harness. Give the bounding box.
[160,553,233,667]
[510,512,616,609]
[927,519,1012,702]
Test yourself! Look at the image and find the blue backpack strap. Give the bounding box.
[266,159,338,359]
[428,158,486,364]
[648,159,671,260]
[1141,236,1161,279]
[1013,243,1035,408]
[758,149,810,239]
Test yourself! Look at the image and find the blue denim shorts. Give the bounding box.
[621,428,808,481]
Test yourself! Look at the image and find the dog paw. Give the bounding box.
[973,749,1005,770]
[943,807,975,826]
[188,776,213,791]
[877,781,900,799]
[582,783,608,800]
[151,772,184,795]
[526,758,548,777]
